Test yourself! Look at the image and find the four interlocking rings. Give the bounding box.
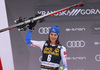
[66,40,85,48]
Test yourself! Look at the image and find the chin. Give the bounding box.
[51,40,56,43]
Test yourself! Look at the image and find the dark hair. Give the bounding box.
[46,35,60,45]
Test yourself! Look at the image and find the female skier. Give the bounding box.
[25,20,68,70]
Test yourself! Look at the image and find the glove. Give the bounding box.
[28,14,45,30]
[28,17,37,30]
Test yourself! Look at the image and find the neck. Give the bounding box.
[51,42,56,45]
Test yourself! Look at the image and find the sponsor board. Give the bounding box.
[67,56,86,60]
[94,42,100,45]
[37,9,100,16]
[66,40,85,48]
[92,24,100,34]
[95,54,100,62]
[38,27,51,34]
[66,28,86,32]
[35,4,100,21]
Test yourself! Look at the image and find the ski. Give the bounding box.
[0,2,84,33]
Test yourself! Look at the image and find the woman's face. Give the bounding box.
[49,32,58,44]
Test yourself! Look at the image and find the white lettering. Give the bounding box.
[96,9,100,14]
[37,9,100,16]
[67,57,86,60]
[91,9,96,14]
[80,9,85,15]
[86,9,91,15]
[66,28,85,31]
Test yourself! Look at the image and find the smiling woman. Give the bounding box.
[25,20,68,70]
[46,25,60,45]
[49,32,59,45]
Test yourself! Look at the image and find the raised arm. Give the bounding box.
[25,30,34,46]
[25,29,45,50]
[25,14,45,49]
[61,46,68,70]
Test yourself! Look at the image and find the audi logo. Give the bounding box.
[66,40,85,48]
[95,54,100,62]
[38,27,51,34]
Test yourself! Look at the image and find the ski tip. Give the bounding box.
[78,1,84,7]
[77,3,84,7]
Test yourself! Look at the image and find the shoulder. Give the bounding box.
[61,46,66,49]
[58,44,66,49]
[58,44,66,50]
[60,45,67,56]
[60,45,67,52]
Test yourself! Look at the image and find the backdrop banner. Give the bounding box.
[35,3,100,21]
[2,0,100,70]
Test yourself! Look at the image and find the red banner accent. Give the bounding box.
[0,58,3,70]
